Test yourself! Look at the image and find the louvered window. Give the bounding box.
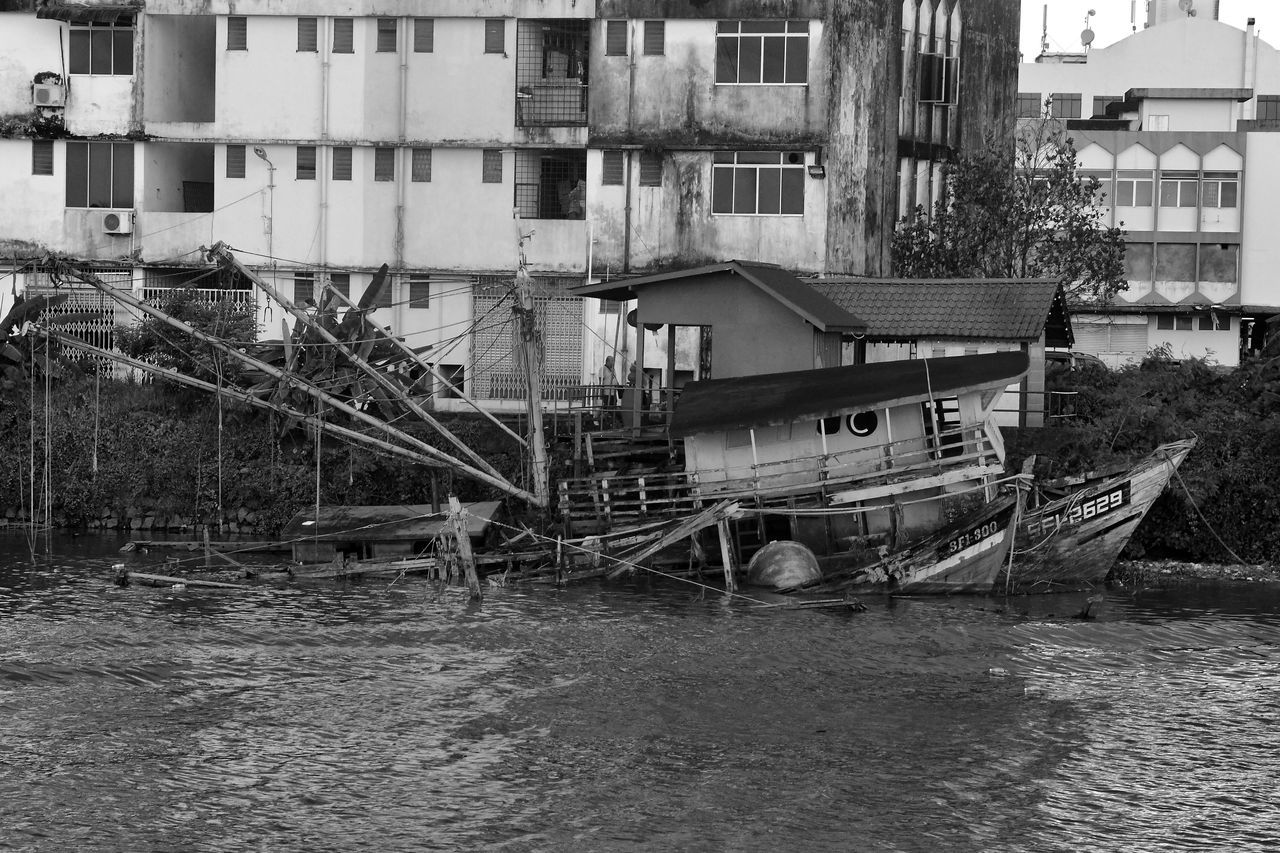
[332,147,352,181]
[297,18,317,52]
[296,146,316,180]
[293,271,314,305]
[376,18,397,52]
[227,17,247,51]
[639,151,662,186]
[226,144,245,179]
[329,273,350,298]
[333,18,354,53]
[32,140,54,176]
[643,21,664,55]
[409,275,431,308]
[374,148,395,182]
[414,18,434,52]
[485,19,505,54]
[411,148,432,182]
[482,149,503,183]
[602,150,625,185]
[606,20,627,55]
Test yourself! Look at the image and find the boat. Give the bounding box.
[1003,437,1197,593]
[556,351,1032,595]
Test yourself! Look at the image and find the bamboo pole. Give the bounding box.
[717,518,738,592]
[448,496,482,601]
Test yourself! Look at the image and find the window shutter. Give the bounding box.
[376,18,397,52]
[602,150,625,185]
[333,18,354,53]
[32,140,54,176]
[329,273,350,298]
[411,148,432,182]
[293,272,315,305]
[409,275,431,308]
[374,147,395,182]
[297,18,317,52]
[296,146,316,180]
[414,18,434,53]
[605,20,627,55]
[226,144,245,179]
[485,19,505,54]
[643,21,664,55]
[639,151,662,186]
[332,147,352,181]
[227,16,247,50]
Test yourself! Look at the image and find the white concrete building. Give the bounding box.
[0,0,1019,409]
[1020,14,1280,368]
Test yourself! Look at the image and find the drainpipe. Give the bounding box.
[396,16,409,273]
[319,17,331,269]
[623,152,633,273]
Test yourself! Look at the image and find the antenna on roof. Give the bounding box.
[1042,4,1049,53]
[1082,9,1096,50]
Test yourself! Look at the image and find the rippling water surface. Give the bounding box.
[2,532,1279,852]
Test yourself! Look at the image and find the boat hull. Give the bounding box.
[1003,438,1196,593]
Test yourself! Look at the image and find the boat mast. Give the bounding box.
[514,232,551,509]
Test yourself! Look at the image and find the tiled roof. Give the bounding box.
[809,278,1066,342]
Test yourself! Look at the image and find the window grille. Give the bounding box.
[333,19,354,53]
[70,19,135,74]
[485,19,505,54]
[376,18,397,52]
[332,147,352,181]
[411,148,432,182]
[711,151,805,215]
[715,20,809,84]
[298,18,317,52]
[643,20,665,55]
[482,149,503,183]
[374,147,395,182]
[227,17,247,51]
[408,275,431,308]
[64,141,134,208]
[296,146,316,180]
[515,19,589,127]
[32,140,54,176]
[602,150,625,185]
[639,151,662,186]
[27,271,121,374]
[606,20,627,55]
[515,150,587,219]
[471,276,584,401]
[414,18,434,52]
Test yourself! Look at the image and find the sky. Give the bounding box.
[1020,0,1263,59]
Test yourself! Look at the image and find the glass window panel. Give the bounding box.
[482,149,502,182]
[733,168,757,213]
[409,277,431,308]
[1221,182,1238,207]
[1159,180,1178,206]
[1116,182,1134,206]
[717,21,738,34]
[712,166,734,213]
[738,151,780,164]
[1176,315,1193,331]
[88,143,112,208]
[1178,181,1197,207]
[112,29,133,74]
[65,142,87,207]
[742,21,787,33]
[1157,314,1174,330]
[1135,181,1153,206]
[112,143,132,207]
[639,152,662,186]
[90,30,112,74]
[715,37,739,83]
[762,38,785,82]
[712,152,735,164]
[297,146,316,180]
[329,273,350,297]
[1202,182,1219,208]
[757,169,781,214]
[69,29,90,74]
[787,21,810,33]
[785,37,808,83]
[739,36,762,83]
[780,168,804,214]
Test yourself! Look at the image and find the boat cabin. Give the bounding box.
[280,501,504,564]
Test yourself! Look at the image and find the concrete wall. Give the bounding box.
[143,15,216,124]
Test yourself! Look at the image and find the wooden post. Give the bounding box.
[717,518,737,592]
[514,238,551,509]
[448,496,482,601]
[203,526,211,571]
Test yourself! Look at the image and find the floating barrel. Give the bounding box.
[746,540,822,590]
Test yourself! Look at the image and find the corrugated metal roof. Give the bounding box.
[279,501,502,541]
[573,260,867,333]
[809,278,1068,344]
[669,351,1029,437]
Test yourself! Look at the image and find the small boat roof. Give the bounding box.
[669,352,1029,437]
[279,501,503,541]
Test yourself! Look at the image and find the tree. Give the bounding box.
[116,287,259,387]
[893,117,1127,305]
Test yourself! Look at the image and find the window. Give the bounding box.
[1093,94,1123,117]
[606,20,627,55]
[296,146,316,180]
[293,271,315,305]
[482,149,503,183]
[1202,172,1239,208]
[1157,314,1173,330]
[64,141,133,208]
[414,18,434,53]
[1148,114,1170,131]
[32,140,54,176]
[226,144,245,179]
[1078,169,1112,204]
[711,151,805,215]
[643,20,665,55]
[370,278,393,309]
[437,364,464,398]
[1115,170,1154,207]
[485,19,505,54]
[1160,171,1197,208]
[639,151,662,186]
[376,18,397,52]
[408,275,431,308]
[602,150,625,185]
[715,20,809,84]
[227,17,247,51]
[1177,315,1192,331]
[333,18,354,53]
[1199,315,1216,331]
[333,147,352,181]
[374,148,395,182]
[405,148,430,182]
[1050,92,1081,119]
[514,150,586,218]
[329,273,350,298]
[918,51,955,104]
[70,19,134,74]
[1257,95,1280,121]
[298,18,317,52]
[1016,92,1043,118]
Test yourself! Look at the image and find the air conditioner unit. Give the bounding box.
[101,210,133,235]
[32,83,65,107]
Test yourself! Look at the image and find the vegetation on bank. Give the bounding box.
[1010,349,1280,565]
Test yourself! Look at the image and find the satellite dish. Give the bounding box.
[1178,0,1193,11]
[1082,28,1095,46]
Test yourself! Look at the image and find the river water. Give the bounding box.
[1,532,1278,852]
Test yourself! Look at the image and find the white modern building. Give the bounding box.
[1020,10,1280,367]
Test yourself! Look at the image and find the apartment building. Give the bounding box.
[1020,13,1279,368]
[0,0,1018,408]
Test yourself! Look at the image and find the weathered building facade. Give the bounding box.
[0,0,1019,405]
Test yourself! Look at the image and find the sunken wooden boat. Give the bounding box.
[1003,438,1197,593]
[558,351,1033,595]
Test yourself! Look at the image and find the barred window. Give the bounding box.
[414,18,434,52]
[32,140,54,176]
[333,18,354,53]
[376,18,397,53]
[485,19,505,54]
[605,20,627,55]
[332,147,352,181]
[408,274,431,308]
[711,151,805,215]
[639,151,662,187]
[602,150,625,185]
[411,148,432,182]
[226,144,245,179]
[482,149,503,183]
[715,20,809,84]
[70,19,135,74]
[297,18,317,52]
[374,148,395,182]
[643,21,664,55]
[227,17,247,51]
[296,146,316,180]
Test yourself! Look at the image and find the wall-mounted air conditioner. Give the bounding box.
[101,210,134,235]
[32,83,65,107]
